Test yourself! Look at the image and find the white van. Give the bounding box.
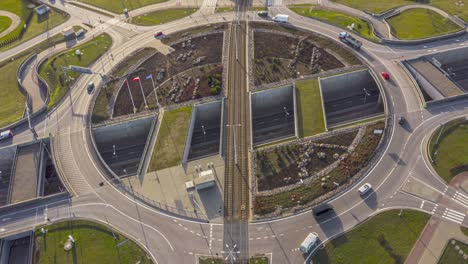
[358,183,372,196]
[0,130,13,141]
[300,232,319,253]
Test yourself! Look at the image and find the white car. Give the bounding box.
[300,232,319,253]
[358,183,372,196]
[0,130,13,141]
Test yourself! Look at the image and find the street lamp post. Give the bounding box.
[363,88,371,104]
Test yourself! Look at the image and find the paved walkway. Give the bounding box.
[21,55,46,112]
[406,175,468,264]
[0,10,21,38]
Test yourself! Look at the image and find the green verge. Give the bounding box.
[78,0,169,14]
[387,8,462,40]
[249,256,269,263]
[312,210,430,263]
[0,27,85,128]
[92,47,156,124]
[334,0,468,22]
[131,8,198,26]
[215,7,235,13]
[296,78,325,137]
[0,16,12,34]
[289,5,378,41]
[254,122,384,215]
[0,5,70,51]
[39,33,113,109]
[438,240,468,264]
[429,118,468,183]
[33,220,152,263]
[461,226,468,237]
[148,106,192,172]
[332,0,415,14]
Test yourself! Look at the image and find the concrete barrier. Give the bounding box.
[382,30,466,45]
[136,113,159,180]
[398,61,427,108]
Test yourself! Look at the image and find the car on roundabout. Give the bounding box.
[381,71,390,80]
[154,32,165,39]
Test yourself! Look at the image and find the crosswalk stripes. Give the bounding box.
[202,0,217,7]
[442,208,465,225]
[452,191,468,208]
[267,0,282,6]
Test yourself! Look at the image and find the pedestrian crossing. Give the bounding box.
[203,0,217,7]
[452,191,468,208]
[442,208,465,225]
[267,0,282,6]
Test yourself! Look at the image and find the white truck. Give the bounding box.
[339,32,362,50]
[300,232,319,253]
[273,14,289,23]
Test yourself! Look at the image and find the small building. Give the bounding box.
[35,4,50,16]
[194,170,215,190]
[62,27,75,39]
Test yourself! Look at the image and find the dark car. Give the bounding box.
[258,11,268,17]
[312,203,334,217]
[87,82,95,93]
[398,116,405,125]
[154,32,164,39]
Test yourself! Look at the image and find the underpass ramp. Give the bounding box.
[409,58,463,98]
[9,143,40,204]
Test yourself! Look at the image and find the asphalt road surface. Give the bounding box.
[1,1,468,264]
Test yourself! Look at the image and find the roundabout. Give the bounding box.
[0,0,468,263]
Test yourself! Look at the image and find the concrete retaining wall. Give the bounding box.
[319,69,376,100]
[426,46,468,65]
[251,85,294,116]
[93,116,154,145]
[404,60,444,101]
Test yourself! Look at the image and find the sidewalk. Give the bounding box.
[406,176,468,264]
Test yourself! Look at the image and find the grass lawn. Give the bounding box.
[131,8,197,26]
[438,239,468,264]
[388,8,462,40]
[429,118,468,183]
[289,5,377,41]
[34,220,152,263]
[250,256,269,263]
[461,226,468,237]
[0,3,70,51]
[332,0,415,14]
[93,47,156,124]
[296,79,325,137]
[249,7,268,11]
[199,257,223,264]
[0,29,79,128]
[39,33,112,109]
[0,56,26,128]
[0,16,12,34]
[215,7,235,13]
[78,0,169,14]
[312,210,430,264]
[334,0,468,22]
[147,106,192,172]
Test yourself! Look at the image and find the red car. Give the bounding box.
[381,72,390,80]
[154,32,164,39]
